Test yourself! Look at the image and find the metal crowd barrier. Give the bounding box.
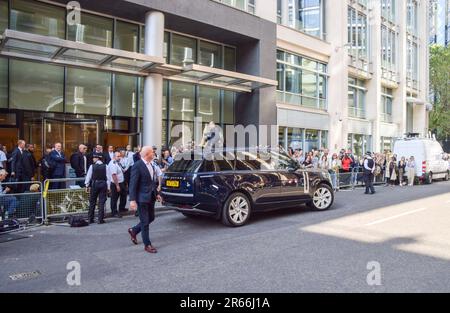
[43,178,89,221]
[0,181,44,234]
[329,166,388,190]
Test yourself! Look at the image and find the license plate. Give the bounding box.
[166,180,180,188]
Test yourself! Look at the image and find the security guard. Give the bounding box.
[85,153,111,224]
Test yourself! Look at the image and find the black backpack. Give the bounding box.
[0,219,20,232]
[67,216,89,227]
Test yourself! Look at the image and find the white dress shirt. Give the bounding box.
[108,160,124,183]
[85,160,112,188]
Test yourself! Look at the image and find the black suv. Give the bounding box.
[161,149,334,227]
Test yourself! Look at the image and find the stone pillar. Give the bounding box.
[143,11,164,148]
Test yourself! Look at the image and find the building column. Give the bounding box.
[143,11,164,148]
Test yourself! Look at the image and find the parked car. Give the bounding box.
[393,137,449,184]
[161,148,334,227]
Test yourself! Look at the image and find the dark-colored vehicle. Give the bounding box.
[161,149,334,227]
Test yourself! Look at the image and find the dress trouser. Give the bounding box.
[364,172,375,194]
[132,201,156,247]
[88,180,107,222]
[110,182,127,214]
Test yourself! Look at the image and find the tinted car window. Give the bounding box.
[167,159,203,173]
[200,159,234,172]
[234,152,275,171]
[271,151,298,170]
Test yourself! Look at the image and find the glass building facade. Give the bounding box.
[0,0,236,156]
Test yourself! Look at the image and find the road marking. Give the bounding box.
[365,208,428,226]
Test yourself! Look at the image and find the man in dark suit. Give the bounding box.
[49,143,66,190]
[10,140,26,193]
[70,144,87,187]
[22,144,37,191]
[127,146,162,254]
[87,145,110,168]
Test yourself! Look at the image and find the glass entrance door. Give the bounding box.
[43,119,98,160]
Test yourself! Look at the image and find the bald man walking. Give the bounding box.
[127,146,162,254]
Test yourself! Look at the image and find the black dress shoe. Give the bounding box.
[89,219,95,224]
[128,228,138,245]
[98,220,105,224]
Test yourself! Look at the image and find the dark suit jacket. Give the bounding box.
[129,160,157,204]
[10,147,24,177]
[50,150,66,177]
[22,150,37,179]
[104,152,112,165]
[70,152,86,177]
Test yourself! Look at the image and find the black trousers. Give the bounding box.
[110,182,127,214]
[88,180,107,222]
[364,172,375,194]
[132,201,156,247]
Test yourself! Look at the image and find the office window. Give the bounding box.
[223,91,235,125]
[381,87,393,123]
[381,0,396,23]
[10,0,65,38]
[66,68,111,115]
[113,74,137,118]
[224,47,236,71]
[277,50,328,110]
[170,81,195,122]
[10,60,64,112]
[0,58,7,108]
[381,25,397,76]
[278,0,324,39]
[171,33,197,66]
[348,7,368,62]
[198,86,220,123]
[68,12,113,47]
[348,78,366,119]
[348,134,371,156]
[407,0,418,34]
[115,21,139,52]
[199,41,222,69]
[407,40,419,88]
[0,0,7,34]
[214,0,255,14]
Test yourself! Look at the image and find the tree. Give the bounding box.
[429,45,450,142]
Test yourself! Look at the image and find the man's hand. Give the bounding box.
[11,172,15,177]
[116,185,121,193]
[85,187,90,193]
[5,187,11,193]
[156,195,162,203]
[130,201,138,211]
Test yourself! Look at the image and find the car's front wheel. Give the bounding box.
[307,184,334,211]
[222,192,252,227]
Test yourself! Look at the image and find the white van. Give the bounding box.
[393,138,449,184]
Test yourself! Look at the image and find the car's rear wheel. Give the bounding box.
[307,184,334,211]
[221,192,251,227]
[444,171,449,181]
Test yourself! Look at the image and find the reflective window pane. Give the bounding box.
[305,129,319,151]
[224,47,236,71]
[68,13,113,47]
[0,0,7,34]
[10,0,65,38]
[223,91,235,125]
[170,82,195,121]
[113,74,137,117]
[66,68,111,115]
[199,41,222,69]
[115,21,139,52]
[10,60,64,112]
[198,86,220,123]
[171,34,197,66]
[0,58,7,108]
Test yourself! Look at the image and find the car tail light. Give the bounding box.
[422,161,427,174]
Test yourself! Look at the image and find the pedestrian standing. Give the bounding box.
[39,148,53,182]
[85,154,111,224]
[108,152,126,218]
[0,144,6,170]
[127,146,162,254]
[398,157,406,186]
[406,156,416,186]
[363,152,376,195]
[70,144,88,187]
[49,143,66,190]
[22,144,37,191]
[385,156,398,186]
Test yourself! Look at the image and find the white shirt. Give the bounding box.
[364,157,375,172]
[119,157,132,172]
[144,160,162,180]
[109,152,114,160]
[0,150,6,168]
[108,160,124,183]
[85,160,112,188]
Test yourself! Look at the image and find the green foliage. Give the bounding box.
[429,45,450,140]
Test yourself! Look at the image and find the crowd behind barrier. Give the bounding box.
[1,139,449,234]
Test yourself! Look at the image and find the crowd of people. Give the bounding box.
[286,147,422,191]
[0,140,176,220]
